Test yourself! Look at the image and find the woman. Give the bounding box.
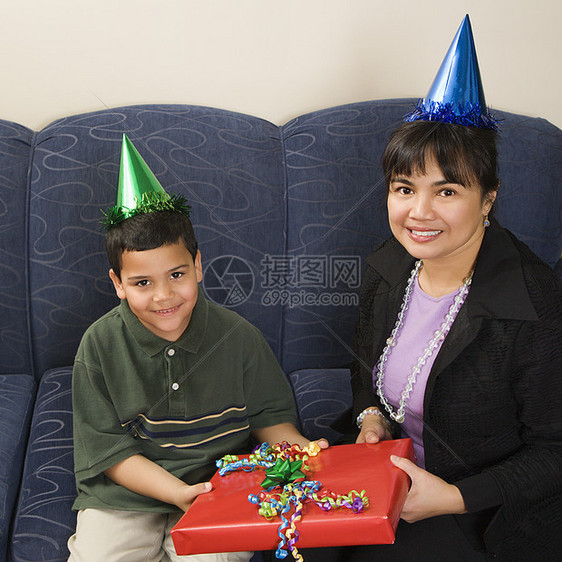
[346,119,562,560]
[301,118,561,562]
[302,16,561,561]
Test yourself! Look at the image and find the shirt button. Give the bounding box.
[167,348,175,356]
[171,382,179,391]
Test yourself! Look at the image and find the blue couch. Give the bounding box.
[0,99,560,561]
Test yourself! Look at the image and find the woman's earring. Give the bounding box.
[483,215,490,228]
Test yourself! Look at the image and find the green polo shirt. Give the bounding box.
[72,287,296,512]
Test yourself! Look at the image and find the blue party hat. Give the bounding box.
[405,15,497,129]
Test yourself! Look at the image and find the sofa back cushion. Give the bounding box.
[27,105,286,378]
[8,100,562,378]
[281,100,399,373]
[0,121,34,375]
[280,99,562,372]
[494,110,562,267]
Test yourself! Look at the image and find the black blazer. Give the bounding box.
[350,220,562,559]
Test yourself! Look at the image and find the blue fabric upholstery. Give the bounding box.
[288,369,352,444]
[10,368,75,562]
[0,100,560,558]
[7,371,266,562]
[281,101,400,373]
[27,105,286,379]
[0,375,36,561]
[11,100,562,381]
[494,111,562,267]
[280,100,562,372]
[0,121,34,375]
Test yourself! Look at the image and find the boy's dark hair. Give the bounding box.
[382,121,499,203]
[105,211,198,279]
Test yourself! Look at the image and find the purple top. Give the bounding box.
[376,278,459,468]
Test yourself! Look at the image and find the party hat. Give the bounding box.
[102,134,190,230]
[405,15,497,129]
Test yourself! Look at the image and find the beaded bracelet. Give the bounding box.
[356,407,391,430]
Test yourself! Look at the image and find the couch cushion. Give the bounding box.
[0,375,36,561]
[288,368,352,444]
[494,110,562,270]
[0,121,34,375]
[281,100,403,372]
[10,367,75,561]
[281,100,562,372]
[27,105,286,377]
[8,367,266,561]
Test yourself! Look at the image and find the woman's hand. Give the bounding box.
[390,455,467,522]
[355,413,392,444]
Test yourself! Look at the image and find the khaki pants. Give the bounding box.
[67,508,253,562]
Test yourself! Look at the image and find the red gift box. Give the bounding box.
[171,439,414,555]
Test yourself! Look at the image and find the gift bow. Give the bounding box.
[261,458,306,488]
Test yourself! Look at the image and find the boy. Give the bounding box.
[67,135,322,561]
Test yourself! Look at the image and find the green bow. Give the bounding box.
[261,458,306,489]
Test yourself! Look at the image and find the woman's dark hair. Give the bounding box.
[105,211,198,279]
[382,121,499,202]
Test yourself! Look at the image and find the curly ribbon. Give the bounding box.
[309,489,369,513]
[216,443,278,476]
[222,443,368,561]
[275,490,294,559]
[249,481,369,560]
[217,456,272,476]
[285,487,304,562]
[271,441,321,469]
[217,441,321,478]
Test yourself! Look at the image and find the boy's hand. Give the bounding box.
[310,438,329,450]
[104,454,213,513]
[174,481,212,512]
[252,422,330,451]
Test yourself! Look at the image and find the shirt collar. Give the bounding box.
[120,285,209,357]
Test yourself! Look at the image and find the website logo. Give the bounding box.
[203,256,255,307]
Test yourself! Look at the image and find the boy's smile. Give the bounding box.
[109,240,202,341]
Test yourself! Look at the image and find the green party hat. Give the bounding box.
[102,134,190,230]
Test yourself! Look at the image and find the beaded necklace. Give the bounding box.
[374,260,473,423]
